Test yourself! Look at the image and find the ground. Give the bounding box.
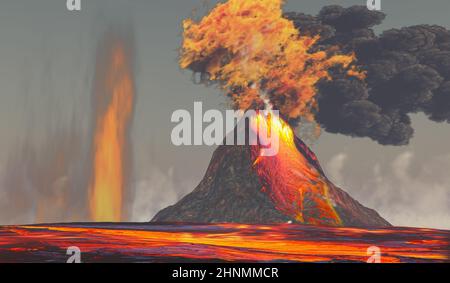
[0,223,448,263]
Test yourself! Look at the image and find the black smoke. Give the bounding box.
[286,5,450,145]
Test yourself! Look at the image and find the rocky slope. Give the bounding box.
[152,136,391,227]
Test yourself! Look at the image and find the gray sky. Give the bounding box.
[0,0,449,228]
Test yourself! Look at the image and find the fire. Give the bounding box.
[180,0,363,122]
[89,40,134,222]
[251,112,342,226]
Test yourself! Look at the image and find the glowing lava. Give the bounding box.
[1,223,448,263]
[89,39,134,222]
[251,112,341,226]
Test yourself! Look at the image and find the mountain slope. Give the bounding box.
[152,133,390,227]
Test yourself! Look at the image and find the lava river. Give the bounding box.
[0,223,448,263]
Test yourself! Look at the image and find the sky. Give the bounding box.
[0,0,449,228]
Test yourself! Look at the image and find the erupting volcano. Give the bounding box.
[153,112,390,227]
[153,0,388,227]
[3,0,450,264]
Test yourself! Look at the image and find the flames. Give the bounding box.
[89,40,135,222]
[251,113,342,226]
[180,0,363,122]
[179,0,363,225]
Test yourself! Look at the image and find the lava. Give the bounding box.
[89,38,135,222]
[0,223,448,263]
[250,112,341,226]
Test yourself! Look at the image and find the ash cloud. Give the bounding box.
[286,5,450,145]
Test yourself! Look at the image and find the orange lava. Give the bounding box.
[0,223,448,263]
[251,113,341,226]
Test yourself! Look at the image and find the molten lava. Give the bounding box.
[180,0,364,122]
[251,113,341,226]
[89,40,134,222]
[1,223,448,263]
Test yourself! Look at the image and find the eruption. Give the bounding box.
[89,34,135,222]
[171,1,450,225]
[180,0,363,123]
[176,0,365,225]
[182,2,450,146]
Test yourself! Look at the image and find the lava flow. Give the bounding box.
[89,38,135,222]
[251,113,341,226]
[0,223,448,263]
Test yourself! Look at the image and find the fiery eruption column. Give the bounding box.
[89,37,135,222]
[179,0,362,224]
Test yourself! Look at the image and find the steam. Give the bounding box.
[325,151,450,229]
[326,153,348,186]
[286,5,450,145]
[131,167,177,222]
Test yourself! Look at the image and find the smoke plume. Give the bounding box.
[182,2,450,146]
[286,5,450,145]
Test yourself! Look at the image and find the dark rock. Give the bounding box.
[152,139,391,227]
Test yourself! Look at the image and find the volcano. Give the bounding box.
[153,114,390,227]
[156,0,391,227]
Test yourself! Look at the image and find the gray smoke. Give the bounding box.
[286,5,450,145]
